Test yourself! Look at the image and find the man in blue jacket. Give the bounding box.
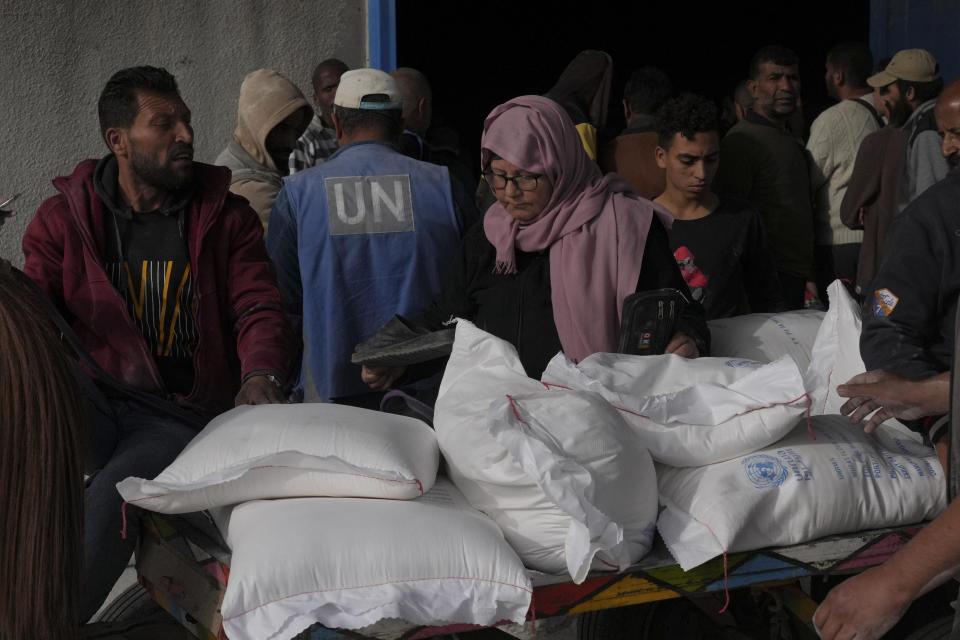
[267,68,475,405]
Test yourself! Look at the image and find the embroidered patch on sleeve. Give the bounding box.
[873,288,899,317]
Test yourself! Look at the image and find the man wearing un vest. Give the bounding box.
[267,68,476,406]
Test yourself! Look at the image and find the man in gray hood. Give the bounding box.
[216,69,312,231]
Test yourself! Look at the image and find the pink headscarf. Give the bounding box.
[482,95,674,362]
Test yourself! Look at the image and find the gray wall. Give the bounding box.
[0,0,366,265]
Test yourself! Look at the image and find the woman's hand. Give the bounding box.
[665,332,698,358]
[361,365,405,391]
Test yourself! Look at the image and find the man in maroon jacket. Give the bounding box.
[22,66,291,621]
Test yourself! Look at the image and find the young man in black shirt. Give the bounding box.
[654,93,784,319]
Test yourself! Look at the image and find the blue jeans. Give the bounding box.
[80,378,200,621]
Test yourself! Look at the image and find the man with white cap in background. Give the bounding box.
[840,48,947,295]
[868,48,947,206]
[267,68,475,406]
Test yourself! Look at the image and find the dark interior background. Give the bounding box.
[397,0,871,180]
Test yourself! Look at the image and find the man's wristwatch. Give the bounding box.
[243,371,284,388]
[262,373,283,389]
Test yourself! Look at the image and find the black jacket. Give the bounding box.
[415,216,709,378]
[860,170,960,380]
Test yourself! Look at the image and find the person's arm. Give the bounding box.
[814,495,960,640]
[859,207,945,380]
[815,367,954,639]
[635,216,709,357]
[909,130,950,201]
[223,199,291,405]
[839,132,883,230]
[22,198,68,312]
[741,208,786,312]
[805,112,834,196]
[265,186,302,325]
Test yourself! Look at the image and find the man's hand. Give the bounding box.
[0,209,14,229]
[813,565,911,640]
[361,364,405,391]
[235,374,287,406]
[837,370,949,432]
[665,332,698,358]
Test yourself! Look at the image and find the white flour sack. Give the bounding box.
[218,479,532,640]
[543,352,808,466]
[805,280,867,416]
[657,415,946,571]
[434,320,658,583]
[117,403,439,513]
[708,309,825,371]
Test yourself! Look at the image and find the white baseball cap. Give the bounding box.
[867,49,940,87]
[333,68,402,110]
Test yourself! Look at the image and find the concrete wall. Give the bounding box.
[0,0,366,265]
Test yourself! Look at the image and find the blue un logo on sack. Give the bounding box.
[725,359,761,368]
[742,454,787,489]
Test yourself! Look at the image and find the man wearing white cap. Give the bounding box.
[869,48,947,205]
[841,48,947,295]
[266,68,475,405]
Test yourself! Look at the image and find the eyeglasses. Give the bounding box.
[483,171,542,191]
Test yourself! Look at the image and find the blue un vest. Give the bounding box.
[283,140,462,401]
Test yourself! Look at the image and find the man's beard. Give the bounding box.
[130,144,194,192]
[948,153,960,170]
[886,97,913,128]
[759,94,796,120]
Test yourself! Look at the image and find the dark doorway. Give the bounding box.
[397,0,870,180]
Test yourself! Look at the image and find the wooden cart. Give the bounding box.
[136,511,926,639]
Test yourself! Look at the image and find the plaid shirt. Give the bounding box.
[288,114,338,174]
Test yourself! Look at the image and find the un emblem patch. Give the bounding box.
[873,288,899,317]
[742,454,788,489]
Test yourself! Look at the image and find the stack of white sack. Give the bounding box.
[804,280,869,416]
[434,320,659,583]
[657,414,946,570]
[708,308,825,372]
[709,280,873,419]
[119,404,533,637]
[652,281,941,569]
[542,352,808,466]
[216,479,533,640]
[117,403,440,511]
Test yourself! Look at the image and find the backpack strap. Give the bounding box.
[851,96,885,129]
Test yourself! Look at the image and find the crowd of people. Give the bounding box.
[2,38,960,639]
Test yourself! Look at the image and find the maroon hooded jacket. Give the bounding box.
[23,159,291,417]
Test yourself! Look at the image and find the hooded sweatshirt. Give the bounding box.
[216,69,311,230]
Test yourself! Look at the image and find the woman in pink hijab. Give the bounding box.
[363,95,707,389]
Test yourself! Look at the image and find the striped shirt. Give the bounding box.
[288,113,339,174]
